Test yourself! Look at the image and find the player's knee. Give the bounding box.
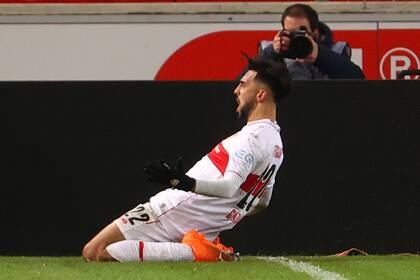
[83,243,114,262]
[82,243,100,262]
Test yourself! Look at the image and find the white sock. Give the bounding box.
[106,240,139,262]
[106,240,194,262]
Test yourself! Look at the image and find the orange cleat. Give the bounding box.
[182,230,239,262]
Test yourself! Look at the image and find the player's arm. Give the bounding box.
[192,171,245,198]
[246,186,272,216]
[143,159,248,198]
[144,135,260,198]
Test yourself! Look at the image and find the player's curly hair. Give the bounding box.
[246,55,291,105]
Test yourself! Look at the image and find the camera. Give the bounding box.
[282,26,313,59]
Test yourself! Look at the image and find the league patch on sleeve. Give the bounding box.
[235,149,254,165]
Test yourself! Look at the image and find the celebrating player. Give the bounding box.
[82,57,291,262]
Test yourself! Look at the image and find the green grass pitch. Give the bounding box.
[0,255,419,280]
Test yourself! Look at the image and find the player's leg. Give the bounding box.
[82,202,156,262]
[83,223,195,262]
[82,203,234,262]
[106,240,194,262]
[104,203,195,262]
[82,222,124,262]
[106,230,238,262]
[82,202,192,262]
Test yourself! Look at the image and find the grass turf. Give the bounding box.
[295,255,420,280]
[0,255,419,280]
[0,256,311,280]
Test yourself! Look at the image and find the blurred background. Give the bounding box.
[0,0,419,257]
[0,0,418,80]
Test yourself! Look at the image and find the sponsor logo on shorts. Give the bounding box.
[226,209,242,224]
[159,203,167,212]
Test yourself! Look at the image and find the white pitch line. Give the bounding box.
[258,256,349,280]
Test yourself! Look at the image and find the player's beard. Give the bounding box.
[237,100,255,122]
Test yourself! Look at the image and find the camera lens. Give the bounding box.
[289,36,313,59]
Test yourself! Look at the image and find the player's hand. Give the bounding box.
[144,157,196,191]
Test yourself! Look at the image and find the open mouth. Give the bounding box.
[236,99,241,113]
[236,98,240,111]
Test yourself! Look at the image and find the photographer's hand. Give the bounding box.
[273,30,290,53]
[297,34,319,63]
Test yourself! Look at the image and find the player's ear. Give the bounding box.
[256,89,268,102]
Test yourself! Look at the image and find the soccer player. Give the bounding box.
[82,57,291,262]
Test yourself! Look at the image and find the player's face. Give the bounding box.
[234,70,259,120]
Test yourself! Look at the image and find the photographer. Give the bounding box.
[259,3,365,80]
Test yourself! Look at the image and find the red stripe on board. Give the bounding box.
[207,143,229,175]
[0,0,308,3]
[0,0,171,3]
[139,241,144,262]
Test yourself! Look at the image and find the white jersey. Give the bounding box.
[149,119,284,241]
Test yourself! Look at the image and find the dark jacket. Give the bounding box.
[259,22,365,80]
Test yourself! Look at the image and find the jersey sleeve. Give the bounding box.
[224,129,264,182]
[193,129,265,198]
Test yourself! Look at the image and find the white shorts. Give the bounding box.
[114,202,172,242]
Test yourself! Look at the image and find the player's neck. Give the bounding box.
[247,104,276,123]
